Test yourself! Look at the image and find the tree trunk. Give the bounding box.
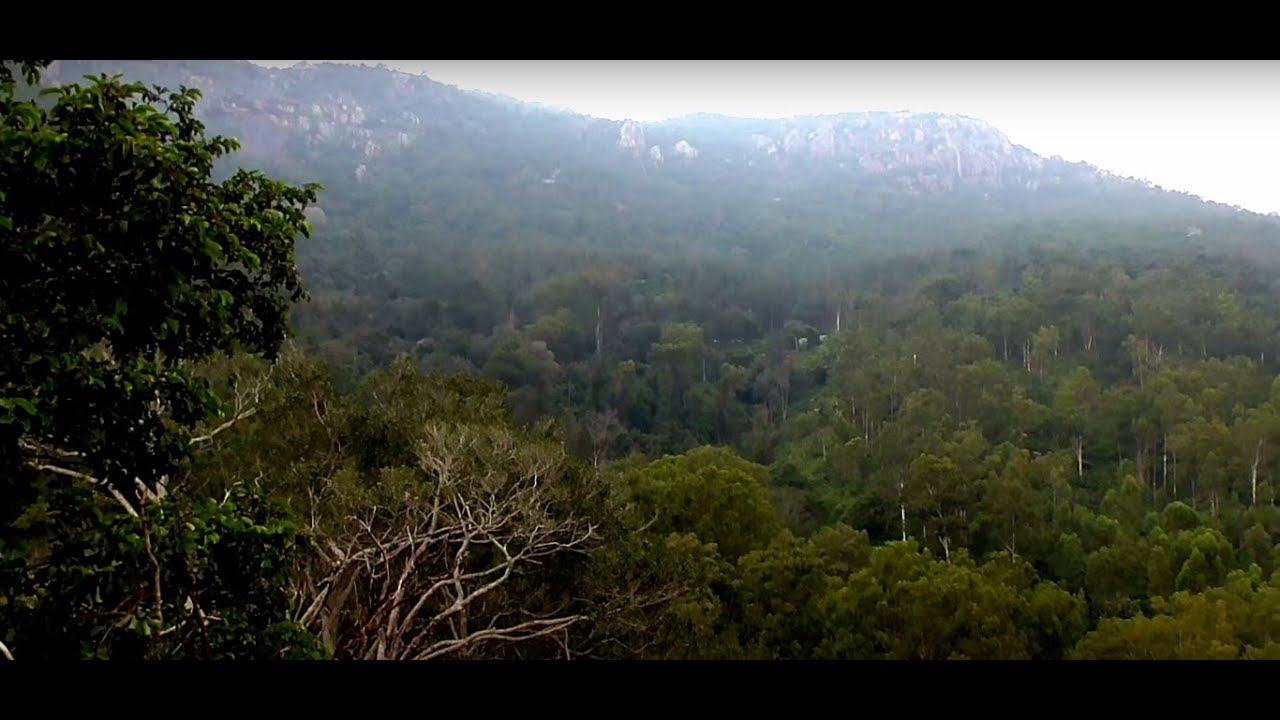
[1162,433,1168,491]
[594,304,602,356]
[1252,440,1262,506]
[899,481,907,542]
[1075,436,1084,480]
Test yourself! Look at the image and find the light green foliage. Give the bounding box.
[627,446,781,560]
[818,542,1084,660]
[1073,594,1238,660]
[731,533,836,658]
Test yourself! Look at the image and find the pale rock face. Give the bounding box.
[859,156,886,172]
[649,145,663,163]
[783,128,806,155]
[618,121,646,157]
[752,133,778,155]
[398,131,412,148]
[673,140,699,159]
[809,122,835,158]
[364,140,382,158]
[354,164,368,182]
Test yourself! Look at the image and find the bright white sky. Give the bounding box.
[252,60,1280,215]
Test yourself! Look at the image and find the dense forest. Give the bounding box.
[5,59,1280,660]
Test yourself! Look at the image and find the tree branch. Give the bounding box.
[414,616,585,660]
[24,459,139,517]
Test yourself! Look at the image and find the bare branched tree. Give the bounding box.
[296,421,597,660]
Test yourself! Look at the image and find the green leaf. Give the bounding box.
[1,397,38,416]
[203,239,225,263]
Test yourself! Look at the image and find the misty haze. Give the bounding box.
[4,59,1280,662]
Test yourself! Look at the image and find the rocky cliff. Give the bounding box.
[49,60,1090,196]
[43,59,1253,242]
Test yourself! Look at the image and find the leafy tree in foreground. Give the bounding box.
[0,61,322,658]
[1,60,319,511]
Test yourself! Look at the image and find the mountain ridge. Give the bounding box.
[43,59,1257,220]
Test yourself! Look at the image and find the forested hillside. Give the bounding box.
[5,60,1280,660]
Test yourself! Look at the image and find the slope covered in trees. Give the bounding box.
[5,60,1280,660]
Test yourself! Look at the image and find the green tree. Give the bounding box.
[627,446,781,561]
[0,62,321,659]
[1053,366,1100,481]
[2,63,320,509]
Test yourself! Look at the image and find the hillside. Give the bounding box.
[49,60,1262,232]
[12,59,1280,661]
[44,61,1280,374]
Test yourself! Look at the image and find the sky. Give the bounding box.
[252,60,1280,215]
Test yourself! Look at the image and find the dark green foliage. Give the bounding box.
[1,480,322,659]
[1,61,322,660]
[1,62,319,499]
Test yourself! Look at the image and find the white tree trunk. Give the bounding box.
[1163,433,1168,490]
[594,304,602,356]
[899,481,907,542]
[1252,440,1262,506]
